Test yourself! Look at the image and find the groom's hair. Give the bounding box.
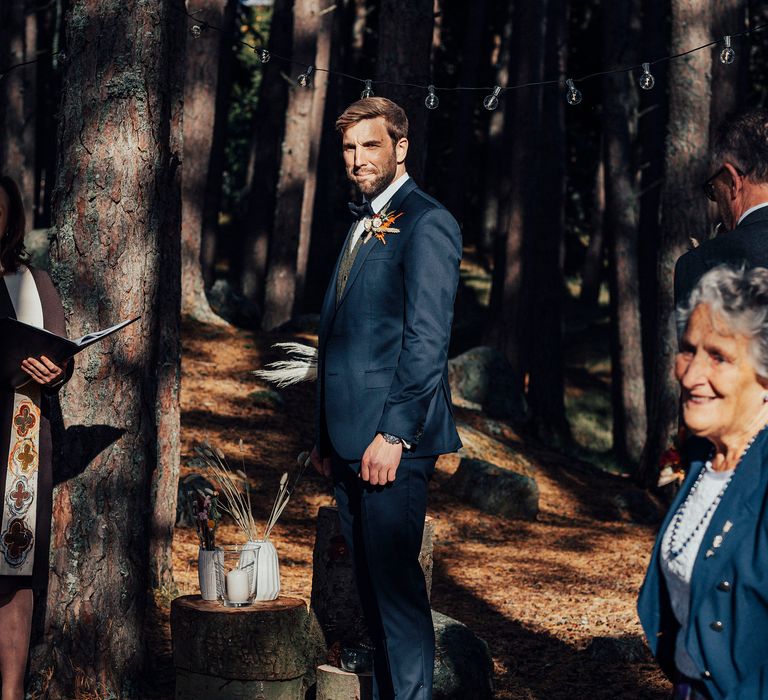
[335,97,409,147]
[713,107,768,183]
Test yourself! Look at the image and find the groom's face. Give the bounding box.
[342,117,399,199]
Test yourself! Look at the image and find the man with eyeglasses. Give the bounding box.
[675,108,768,306]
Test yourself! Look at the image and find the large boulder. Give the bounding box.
[447,458,539,520]
[447,346,526,422]
[432,611,493,700]
[207,278,260,328]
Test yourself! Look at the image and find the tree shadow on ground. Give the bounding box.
[430,560,670,700]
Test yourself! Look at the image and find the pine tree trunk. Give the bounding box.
[638,0,669,410]
[30,1,185,695]
[602,0,647,467]
[485,0,547,381]
[261,0,320,331]
[375,0,434,184]
[237,0,293,308]
[709,0,747,145]
[637,0,712,488]
[479,5,514,265]
[525,0,570,442]
[199,0,236,288]
[579,151,605,307]
[0,0,37,228]
[296,4,334,309]
[181,0,233,324]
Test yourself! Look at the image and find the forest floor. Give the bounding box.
[149,261,672,700]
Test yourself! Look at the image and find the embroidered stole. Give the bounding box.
[0,268,43,575]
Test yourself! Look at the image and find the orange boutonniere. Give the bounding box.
[363,206,404,245]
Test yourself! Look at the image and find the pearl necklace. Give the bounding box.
[664,431,761,561]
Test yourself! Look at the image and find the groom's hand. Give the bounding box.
[361,434,402,485]
[310,445,332,478]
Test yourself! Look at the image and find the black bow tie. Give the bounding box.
[348,200,375,220]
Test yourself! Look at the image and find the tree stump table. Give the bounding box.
[171,595,320,699]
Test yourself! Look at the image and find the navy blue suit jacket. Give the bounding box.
[638,431,768,699]
[315,179,463,461]
[675,206,768,307]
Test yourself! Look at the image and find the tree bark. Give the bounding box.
[637,0,712,488]
[374,0,434,184]
[709,0,747,144]
[525,0,570,442]
[579,150,605,307]
[181,0,233,324]
[602,0,647,467]
[485,0,548,381]
[296,3,334,308]
[0,0,37,228]
[445,0,489,233]
[30,1,184,695]
[261,0,320,331]
[479,5,514,265]
[638,0,669,410]
[237,0,293,308]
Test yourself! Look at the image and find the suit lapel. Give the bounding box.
[335,179,419,311]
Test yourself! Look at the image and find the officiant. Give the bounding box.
[0,175,72,700]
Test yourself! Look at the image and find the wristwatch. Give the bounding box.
[380,432,403,445]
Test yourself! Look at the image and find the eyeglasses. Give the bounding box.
[702,165,745,202]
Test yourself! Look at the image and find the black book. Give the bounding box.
[0,316,140,389]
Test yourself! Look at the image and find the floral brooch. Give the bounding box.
[363,206,404,245]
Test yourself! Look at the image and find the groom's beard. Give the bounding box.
[351,153,397,199]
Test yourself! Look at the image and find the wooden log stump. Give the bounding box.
[171,595,320,699]
[310,505,435,647]
[316,664,373,700]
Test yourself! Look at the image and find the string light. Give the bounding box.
[425,85,439,110]
[720,35,735,64]
[639,62,655,90]
[565,79,582,106]
[257,47,270,63]
[190,23,208,39]
[361,79,374,99]
[483,86,501,111]
[297,65,313,87]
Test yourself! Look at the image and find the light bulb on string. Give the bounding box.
[256,47,270,63]
[190,24,203,39]
[565,79,582,106]
[297,65,314,87]
[483,86,502,111]
[425,85,439,110]
[639,62,655,90]
[720,35,735,64]
[361,79,374,99]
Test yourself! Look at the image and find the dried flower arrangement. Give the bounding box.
[194,440,311,542]
[183,485,222,551]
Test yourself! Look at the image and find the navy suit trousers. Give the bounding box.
[332,454,436,700]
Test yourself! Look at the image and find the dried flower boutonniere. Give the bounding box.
[363,205,404,245]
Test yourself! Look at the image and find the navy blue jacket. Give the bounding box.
[675,206,768,307]
[638,431,768,699]
[315,178,463,461]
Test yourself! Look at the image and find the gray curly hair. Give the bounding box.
[677,265,768,378]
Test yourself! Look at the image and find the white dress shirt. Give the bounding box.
[349,172,410,251]
[737,200,768,226]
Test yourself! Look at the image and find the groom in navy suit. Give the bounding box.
[310,97,462,699]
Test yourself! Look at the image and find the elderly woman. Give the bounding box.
[639,264,768,700]
[0,175,70,700]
